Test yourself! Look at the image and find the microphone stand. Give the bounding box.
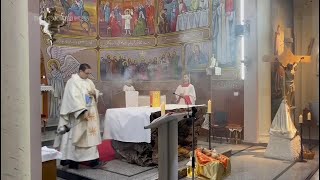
[173,93,196,180]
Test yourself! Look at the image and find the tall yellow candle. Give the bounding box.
[161,103,166,116]
[207,100,212,114]
[307,112,311,120]
[299,114,303,123]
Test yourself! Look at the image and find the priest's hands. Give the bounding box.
[88,90,96,97]
[83,111,89,120]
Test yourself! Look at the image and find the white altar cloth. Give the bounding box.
[103,104,205,143]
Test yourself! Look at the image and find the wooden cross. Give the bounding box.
[262,47,311,67]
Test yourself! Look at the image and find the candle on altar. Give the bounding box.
[207,100,212,114]
[161,103,166,116]
[307,112,311,120]
[299,114,303,123]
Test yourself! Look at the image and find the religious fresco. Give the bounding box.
[99,46,183,81]
[157,0,210,34]
[46,46,98,81]
[212,0,237,68]
[54,0,97,37]
[185,41,211,72]
[98,0,156,37]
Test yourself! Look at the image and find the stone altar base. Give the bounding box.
[264,135,301,161]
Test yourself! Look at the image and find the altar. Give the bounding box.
[102,104,207,166]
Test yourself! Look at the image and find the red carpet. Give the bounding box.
[98,140,116,162]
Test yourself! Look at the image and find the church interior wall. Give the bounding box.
[293,0,319,140]
[40,0,245,130]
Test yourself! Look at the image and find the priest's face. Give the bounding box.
[79,68,92,79]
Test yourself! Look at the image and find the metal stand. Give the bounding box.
[308,124,311,150]
[208,113,212,150]
[298,123,307,162]
[191,115,195,180]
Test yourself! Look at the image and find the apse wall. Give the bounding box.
[40,0,244,126]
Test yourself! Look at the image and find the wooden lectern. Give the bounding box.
[112,91,139,108]
[144,112,188,180]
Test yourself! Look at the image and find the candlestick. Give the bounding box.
[207,100,212,114]
[307,112,311,120]
[161,103,165,116]
[299,114,303,123]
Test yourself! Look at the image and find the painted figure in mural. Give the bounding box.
[113,4,122,24]
[178,0,187,14]
[99,1,105,22]
[132,6,139,28]
[104,2,111,25]
[187,44,208,70]
[170,0,179,32]
[199,0,209,10]
[60,0,71,15]
[133,11,147,36]
[158,9,169,34]
[138,3,147,21]
[122,9,133,36]
[146,0,155,34]
[169,50,182,79]
[68,0,84,16]
[175,74,196,105]
[54,63,103,169]
[110,11,122,37]
[190,0,200,11]
[47,59,65,119]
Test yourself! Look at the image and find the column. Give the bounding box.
[243,0,272,143]
[1,0,41,179]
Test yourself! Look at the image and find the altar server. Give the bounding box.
[175,74,196,105]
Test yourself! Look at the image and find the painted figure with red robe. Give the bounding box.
[146,0,155,35]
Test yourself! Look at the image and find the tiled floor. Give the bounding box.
[57,139,319,180]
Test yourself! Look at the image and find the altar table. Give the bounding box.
[103,104,205,143]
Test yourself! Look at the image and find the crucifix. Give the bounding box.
[263,47,311,108]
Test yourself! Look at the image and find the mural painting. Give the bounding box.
[100,46,182,81]
[46,46,98,82]
[185,41,211,71]
[99,0,156,37]
[212,0,237,68]
[157,0,209,34]
[54,0,97,37]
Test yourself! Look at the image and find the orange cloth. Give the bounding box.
[196,149,229,169]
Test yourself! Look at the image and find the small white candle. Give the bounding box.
[299,114,303,123]
[160,103,165,116]
[307,112,311,120]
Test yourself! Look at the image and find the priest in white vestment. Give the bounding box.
[53,63,102,169]
[175,74,196,105]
